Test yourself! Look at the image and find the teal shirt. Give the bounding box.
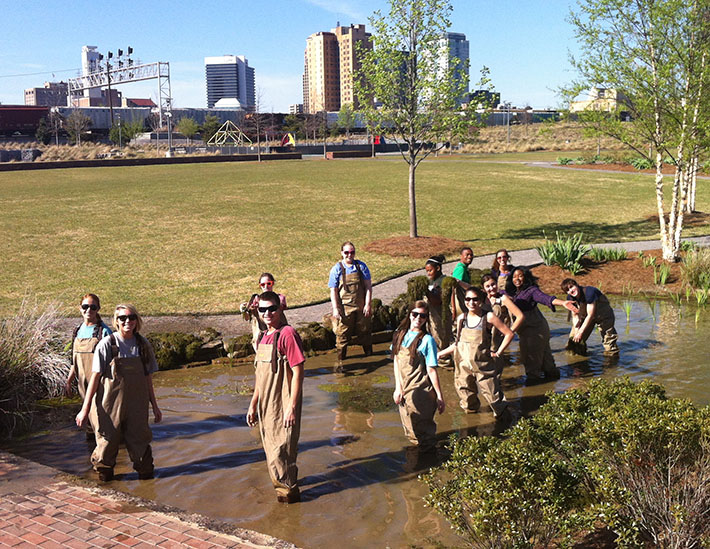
[452,262,471,284]
[76,322,112,339]
[401,331,438,367]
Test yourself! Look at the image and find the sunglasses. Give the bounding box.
[81,303,99,311]
[465,297,482,302]
[258,305,279,314]
[117,314,137,322]
[342,250,355,255]
[497,255,509,260]
[410,311,428,319]
[259,281,274,287]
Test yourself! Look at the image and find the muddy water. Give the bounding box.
[9,298,710,548]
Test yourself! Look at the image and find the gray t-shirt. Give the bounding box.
[92,333,159,375]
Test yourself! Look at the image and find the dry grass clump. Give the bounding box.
[0,299,69,437]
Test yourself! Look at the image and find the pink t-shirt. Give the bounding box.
[259,325,305,368]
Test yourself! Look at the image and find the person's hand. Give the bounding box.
[393,389,402,405]
[152,404,162,423]
[332,308,341,321]
[283,408,297,429]
[563,301,579,314]
[363,303,372,318]
[491,350,499,359]
[247,404,258,427]
[572,332,583,343]
[75,409,88,428]
[64,380,73,397]
[436,397,446,414]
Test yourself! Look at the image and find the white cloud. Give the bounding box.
[305,0,365,22]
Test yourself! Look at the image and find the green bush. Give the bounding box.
[535,231,590,274]
[588,247,628,262]
[425,378,710,548]
[630,157,652,170]
[681,247,710,290]
[146,332,204,370]
[557,157,573,165]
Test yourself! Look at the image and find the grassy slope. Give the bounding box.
[1,156,705,316]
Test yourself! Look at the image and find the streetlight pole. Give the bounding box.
[505,102,511,145]
[117,113,122,148]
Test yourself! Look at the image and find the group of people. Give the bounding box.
[68,241,618,505]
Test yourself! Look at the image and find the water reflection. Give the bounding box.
[6,297,710,548]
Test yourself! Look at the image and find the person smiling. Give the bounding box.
[451,247,474,323]
[247,291,306,504]
[561,278,618,355]
[75,304,161,482]
[241,272,288,351]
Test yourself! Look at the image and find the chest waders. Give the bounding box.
[489,297,512,352]
[568,294,619,354]
[517,304,557,380]
[90,334,153,479]
[394,337,437,451]
[334,261,372,355]
[71,323,102,435]
[254,329,301,500]
[426,280,452,369]
[455,315,508,416]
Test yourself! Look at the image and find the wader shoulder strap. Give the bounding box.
[70,324,81,356]
[407,332,426,367]
[256,330,267,347]
[354,260,364,284]
[135,333,150,375]
[338,261,346,290]
[109,333,119,362]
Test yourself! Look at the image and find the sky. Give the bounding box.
[0,0,581,112]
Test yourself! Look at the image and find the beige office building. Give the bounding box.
[303,24,371,113]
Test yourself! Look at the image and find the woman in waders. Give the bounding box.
[64,293,112,439]
[438,287,514,417]
[247,291,305,504]
[481,274,524,353]
[424,255,452,368]
[391,301,446,452]
[75,304,162,482]
[240,272,288,351]
[561,278,618,355]
[490,249,515,290]
[505,267,578,385]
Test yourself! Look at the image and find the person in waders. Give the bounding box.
[328,241,372,363]
[450,247,474,325]
[490,249,515,290]
[438,287,515,417]
[246,291,305,504]
[64,293,112,440]
[505,267,578,385]
[391,301,446,452]
[561,278,618,355]
[240,272,288,351]
[481,274,524,353]
[75,304,162,482]
[424,255,453,369]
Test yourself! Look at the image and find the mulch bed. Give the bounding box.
[363,235,467,258]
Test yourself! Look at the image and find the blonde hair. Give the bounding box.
[112,303,143,333]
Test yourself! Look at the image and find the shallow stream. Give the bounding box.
[8,297,710,548]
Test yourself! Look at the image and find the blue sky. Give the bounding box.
[0,0,580,112]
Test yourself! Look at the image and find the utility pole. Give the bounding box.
[505,102,511,145]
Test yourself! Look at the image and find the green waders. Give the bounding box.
[90,336,153,478]
[455,315,508,416]
[394,339,437,451]
[334,262,372,353]
[568,294,619,354]
[254,330,301,500]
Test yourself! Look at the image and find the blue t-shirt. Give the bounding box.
[76,322,112,339]
[567,285,602,304]
[328,260,371,288]
[401,331,438,367]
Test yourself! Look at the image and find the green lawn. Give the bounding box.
[1,157,705,316]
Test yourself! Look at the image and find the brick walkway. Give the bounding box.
[0,451,295,549]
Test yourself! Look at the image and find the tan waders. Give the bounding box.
[568,294,618,354]
[518,307,558,381]
[454,315,507,416]
[72,327,102,436]
[394,338,437,451]
[489,297,512,352]
[334,262,372,355]
[254,330,301,501]
[426,283,452,369]
[90,336,153,479]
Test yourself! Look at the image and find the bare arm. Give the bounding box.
[392,353,403,404]
[553,297,579,313]
[488,312,514,357]
[75,371,101,427]
[64,366,77,396]
[573,301,596,342]
[283,363,304,428]
[147,373,162,423]
[247,386,260,426]
[501,294,525,333]
[362,278,373,317]
[426,367,446,414]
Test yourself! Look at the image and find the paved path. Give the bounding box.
[0,451,296,549]
[55,236,710,339]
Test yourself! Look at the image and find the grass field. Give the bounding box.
[1,155,707,316]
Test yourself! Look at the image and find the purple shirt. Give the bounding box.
[512,286,556,312]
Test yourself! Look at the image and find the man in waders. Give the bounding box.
[328,241,373,363]
[246,291,306,504]
[451,247,474,327]
[561,278,619,355]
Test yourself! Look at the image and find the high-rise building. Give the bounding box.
[205,55,255,109]
[439,32,469,104]
[24,82,68,106]
[303,24,371,113]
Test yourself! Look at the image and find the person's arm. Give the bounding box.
[283,363,304,428]
[552,297,579,313]
[75,371,100,427]
[573,301,597,342]
[501,294,525,333]
[64,367,76,396]
[392,348,403,405]
[247,387,259,426]
[330,287,342,320]
[452,264,472,290]
[438,315,462,358]
[362,277,373,317]
[146,374,162,423]
[426,367,446,414]
[488,312,514,357]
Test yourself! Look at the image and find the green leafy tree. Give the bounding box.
[35,117,50,145]
[64,110,91,146]
[201,115,221,145]
[337,102,357,138]
[175,117,200,145]
[282,114,304,140]
[356,0,471,237]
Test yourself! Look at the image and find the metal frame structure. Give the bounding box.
[207,120,252,146]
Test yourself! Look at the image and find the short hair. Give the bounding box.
[341,241,355,251]
[460,246,473,255]
[259,272,275,283]
[561,278,578,293]
[258,291,281,307]
[113,303,143,333]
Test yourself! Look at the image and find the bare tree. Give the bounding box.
[64,111,91,146]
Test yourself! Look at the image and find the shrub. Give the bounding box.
[558,157,573,165]
[425,378,710,548]
[0,300,68,437]
[588,247,628,262]
[681,247,710,290]
[630,157,652,170]
[536,231,590,274]
[146,332,204,370]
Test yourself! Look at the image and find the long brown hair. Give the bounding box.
[391,300,429,357]
[491,249,511,272]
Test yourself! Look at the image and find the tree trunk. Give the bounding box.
[408,156,418,238]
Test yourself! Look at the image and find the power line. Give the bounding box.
[0,68,80,79]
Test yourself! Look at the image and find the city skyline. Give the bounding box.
[1,0,579,113]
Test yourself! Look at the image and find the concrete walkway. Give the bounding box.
[55,236,710,338]
[0,451,296,549]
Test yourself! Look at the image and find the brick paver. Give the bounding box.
[0,452,295,549]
